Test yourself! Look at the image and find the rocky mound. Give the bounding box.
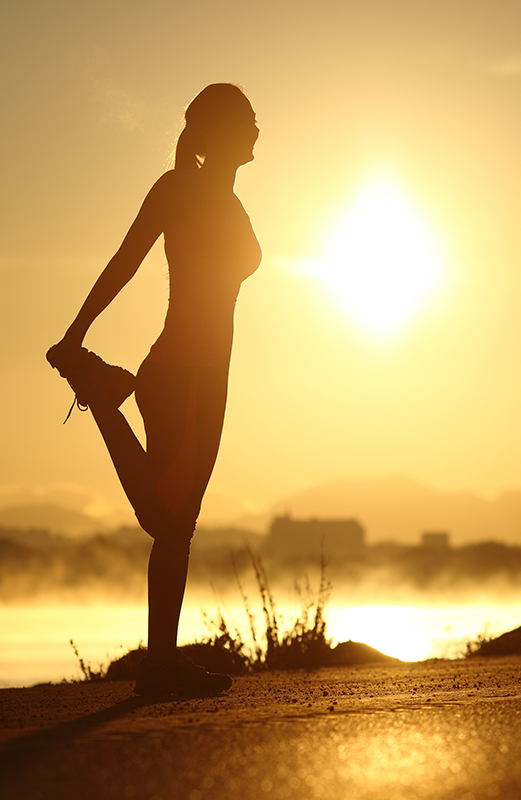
[469,625,521,657]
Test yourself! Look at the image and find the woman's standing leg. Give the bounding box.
[135,361,229,666]
[146,521,193,663]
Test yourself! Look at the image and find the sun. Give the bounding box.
[301,176,446,336]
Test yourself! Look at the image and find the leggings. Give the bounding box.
[133,356,229,544]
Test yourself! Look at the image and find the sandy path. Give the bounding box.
[1,657,521,799]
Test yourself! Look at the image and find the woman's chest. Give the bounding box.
[164,195,261,281]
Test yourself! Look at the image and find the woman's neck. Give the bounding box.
[199,158,238,193]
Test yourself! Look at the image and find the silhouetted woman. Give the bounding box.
[47,84,261,695]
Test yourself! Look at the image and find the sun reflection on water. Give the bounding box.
[328,605,433,662]
[1,600,519,686]
[328,603,518,662]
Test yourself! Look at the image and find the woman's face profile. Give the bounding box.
[230,112,259,165]
[204,98,259,167]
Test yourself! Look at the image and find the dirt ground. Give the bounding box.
[1,657,521,799]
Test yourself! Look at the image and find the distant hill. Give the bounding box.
[262,477,521,546]
[0,504,103,537]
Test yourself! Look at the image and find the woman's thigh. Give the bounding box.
[135,358,229,519]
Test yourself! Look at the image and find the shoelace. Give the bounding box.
[63,396,89,424]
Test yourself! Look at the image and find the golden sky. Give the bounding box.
[2,0,521,523]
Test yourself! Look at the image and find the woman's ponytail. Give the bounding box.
[174,127,199,171]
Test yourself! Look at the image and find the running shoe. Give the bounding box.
[47,345,135,419]
[133,653,233,697]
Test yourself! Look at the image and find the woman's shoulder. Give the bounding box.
[144,170,194,219]
[150,169,181,194]
[150,169,201,202]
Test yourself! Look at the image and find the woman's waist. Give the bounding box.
[147,322,234,367]
[163,298,235,330]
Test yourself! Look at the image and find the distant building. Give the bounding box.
[263,514,365,562]
[421,531,451,550]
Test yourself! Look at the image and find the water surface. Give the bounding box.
[1,601,519,688]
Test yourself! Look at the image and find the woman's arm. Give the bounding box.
[58,171,176,348]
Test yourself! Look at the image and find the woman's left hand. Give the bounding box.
[46,337,83,377]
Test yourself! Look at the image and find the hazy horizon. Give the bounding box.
[4,474,521,549]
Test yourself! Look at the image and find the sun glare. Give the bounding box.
[328,605,435,662]
[302,176,446,336]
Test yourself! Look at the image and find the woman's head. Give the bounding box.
[175,84,258,171]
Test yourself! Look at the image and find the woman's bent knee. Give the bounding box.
[135,493,197,546]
